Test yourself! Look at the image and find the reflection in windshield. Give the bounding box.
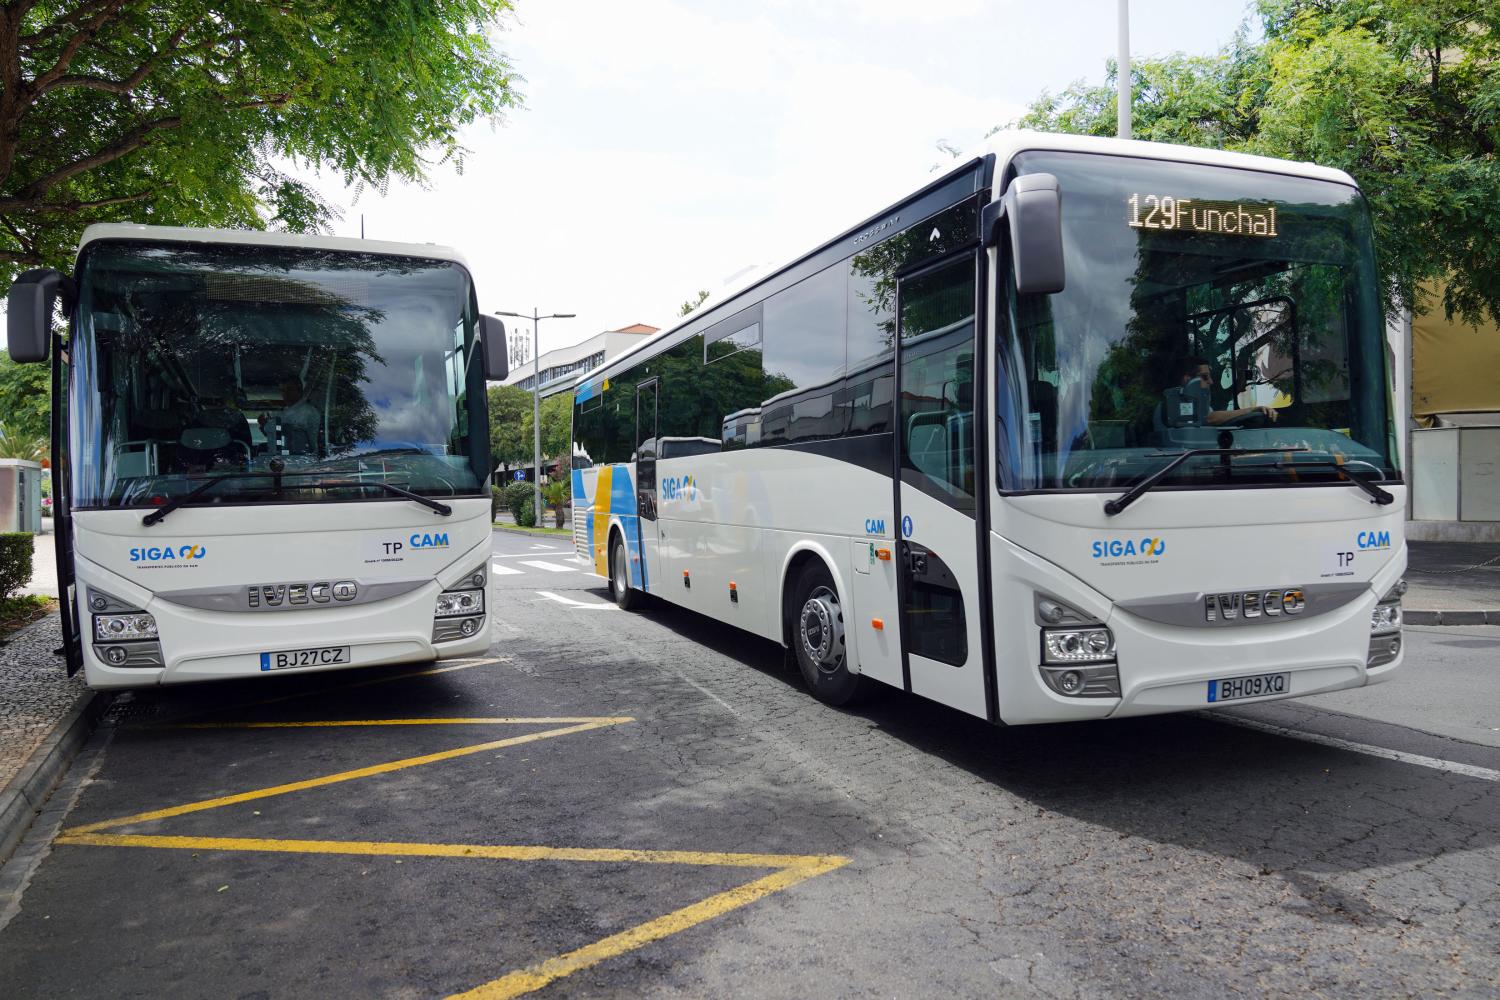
[69,243,487,508]
[998,152,1397,493]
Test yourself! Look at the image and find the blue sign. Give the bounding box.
[901,514,913,538]
[512,470,526,481]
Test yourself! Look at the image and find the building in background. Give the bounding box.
[500,323,659,398]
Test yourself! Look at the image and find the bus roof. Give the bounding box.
[76,223,471,270]
[579,130,1361,392]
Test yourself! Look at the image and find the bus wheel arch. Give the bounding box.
[607,525,641,611]
[780,545,865,706]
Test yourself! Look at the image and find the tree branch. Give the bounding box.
[27,0,129,96]
[11,113,181,203]
[35,23,193,98]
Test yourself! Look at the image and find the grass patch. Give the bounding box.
[492,523,572,537]
[0,594,55,639]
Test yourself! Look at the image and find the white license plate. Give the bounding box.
[259,646,350,672]
[1208,671,1289,703]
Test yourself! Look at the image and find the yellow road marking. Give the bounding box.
[453,860,848,1000]
[62,711,850,997]
[64,718,632,836]
[55,832,844,872]
[165,717,620,729]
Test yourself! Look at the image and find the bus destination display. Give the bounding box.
[1127,193,1279,238]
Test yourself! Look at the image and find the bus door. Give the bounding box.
[893,253,988,717]
[634,379,660,591]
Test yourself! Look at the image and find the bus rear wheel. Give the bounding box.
[789,562,864,706]
[609,534,641,611]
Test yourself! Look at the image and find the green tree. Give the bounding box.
[0,1,521,287]
[0,349,50,440]
[519,390,571,461]
[487,382,530,468]
[1004,1,1500,324]
[678,289,709,316]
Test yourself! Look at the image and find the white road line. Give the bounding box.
[535,590,616,610]
[521,560,580,573]
[489,562,523,576]
[530,543,560,550]
[1217,715,1500,782]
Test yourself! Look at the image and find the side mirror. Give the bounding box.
[7,268,73,364]
[984,173,1065,296]
[480,315,508,381]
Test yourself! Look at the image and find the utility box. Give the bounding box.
[0,459,43,534]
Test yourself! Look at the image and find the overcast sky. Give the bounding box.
[310,0,1258,357]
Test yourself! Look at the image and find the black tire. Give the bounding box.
[609,534,642,611]
[788,561,865,706]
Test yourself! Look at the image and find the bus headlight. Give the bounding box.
[1370,602,1401,634]
[93,613,159,641]
[1042,627,1115,664]
[434,589,484,618]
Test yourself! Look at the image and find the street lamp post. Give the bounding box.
[492,308,575,526]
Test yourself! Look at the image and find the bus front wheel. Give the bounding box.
[789,561,864,706]
[609,535,641,611]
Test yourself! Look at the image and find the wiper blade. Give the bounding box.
[142,472,271,526]
[315,479,453,517]
[1234,455,1395,506]
[142,473,452,526]
[1103,448,1302,517]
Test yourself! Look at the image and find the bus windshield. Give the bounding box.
[997,151,1398,493]
[69,241,488,509]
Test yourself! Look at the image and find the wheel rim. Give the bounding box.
[798,585,844,674]
[613,547,627,597]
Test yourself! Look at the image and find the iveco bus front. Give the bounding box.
[7,225,509,688]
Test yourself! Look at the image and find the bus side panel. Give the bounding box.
[577,463,646,588]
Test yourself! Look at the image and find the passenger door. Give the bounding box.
[893,254,988,716]
[634,379,660,592]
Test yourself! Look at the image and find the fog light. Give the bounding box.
[459,617,480,636]
[469,570,486,589]
[104,646,128,665]
[1057,670,1083,694]
[1042,626,1115,664]
[434,589,484,618]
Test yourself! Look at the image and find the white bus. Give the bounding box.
[7,224,509,687]
[571,132,1407,725]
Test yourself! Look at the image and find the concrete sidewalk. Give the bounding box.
[1404,541,1500,625]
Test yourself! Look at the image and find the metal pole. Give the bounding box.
[1117,0,1131,140]
[532,307,542,526]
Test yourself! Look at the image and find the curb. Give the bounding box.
[491,524,572,540]
[1405,609,1500,626]
[0,688,110,865]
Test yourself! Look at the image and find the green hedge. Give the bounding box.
[502,480,532,522]
[0,532,33,599]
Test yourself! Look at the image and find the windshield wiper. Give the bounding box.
[142,473,452,526]
[1232,455,1395,506]
[313,479,453,517]
[141,473,270,526]
[1103,448,1301,517]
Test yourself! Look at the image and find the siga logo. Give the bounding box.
[129,544,207,561]
[1091,536,1167,559]
[1357,530,1391,550]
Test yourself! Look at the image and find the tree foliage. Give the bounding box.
[677,289,709,316]
[487,382,529,468]
[519,390,571,461]
[1006,1,1500,325]
[0,349,49,440]
[0,1,521,288]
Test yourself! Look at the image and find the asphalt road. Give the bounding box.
[0,528,1495,999]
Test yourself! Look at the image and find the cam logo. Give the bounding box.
[864,518,886,536]
[378,533,450,557]
[130,544,206,561]
[1357,530,1391,550]
[1091,536,1166,559]
[662,475,698,501]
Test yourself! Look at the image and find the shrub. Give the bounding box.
[503,480,532,522]
[491,486,505,521]
[0,532,34,599]
[516,497,537,528]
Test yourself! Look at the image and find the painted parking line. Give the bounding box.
[490,562,524,576]
[520,560,581,573]
[55,715,848,999]
[536,591,616,610]
[1214,714,1500,782]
